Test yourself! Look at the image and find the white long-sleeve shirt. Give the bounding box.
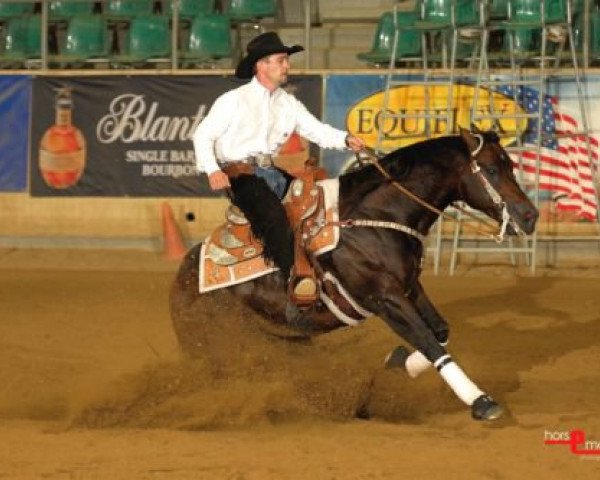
[193,76,349,174]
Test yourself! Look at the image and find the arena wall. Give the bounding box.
[0,193,227,249]
[1,69,599,263]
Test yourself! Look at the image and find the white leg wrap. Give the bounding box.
[405,350,432,378]
[405,340,449,378]
[437,360,484,406]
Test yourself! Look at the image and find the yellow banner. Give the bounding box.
[346,84,527,150]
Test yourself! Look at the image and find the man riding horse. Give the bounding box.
[177,124,539,421]
[193,32,364,314]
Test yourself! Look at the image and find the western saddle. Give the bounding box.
[221,162,328,308]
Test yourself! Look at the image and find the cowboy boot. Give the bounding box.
[285,176,319,306]
[287,238,318,305]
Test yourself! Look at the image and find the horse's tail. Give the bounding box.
[229,174,294,281]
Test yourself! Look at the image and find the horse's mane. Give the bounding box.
[339,135,470,201]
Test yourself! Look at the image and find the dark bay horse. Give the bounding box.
[170,128,538,421]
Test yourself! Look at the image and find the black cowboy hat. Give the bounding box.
[235,32,304,79]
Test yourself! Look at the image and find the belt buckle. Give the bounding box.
[255,154,273,168]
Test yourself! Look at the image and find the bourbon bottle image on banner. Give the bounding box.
[39,88,86,189]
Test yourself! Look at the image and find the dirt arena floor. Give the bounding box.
[1,247,600,479]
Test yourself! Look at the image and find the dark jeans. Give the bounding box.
[228,171,294,279]
[254,166,288,199]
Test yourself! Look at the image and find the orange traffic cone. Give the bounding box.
[161,202,187,261]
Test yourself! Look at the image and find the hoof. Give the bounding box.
[384,346,410,370]
[471,395,504,421]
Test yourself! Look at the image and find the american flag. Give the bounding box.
[496,85,599,221]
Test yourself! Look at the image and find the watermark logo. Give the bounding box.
[544,429,600,457]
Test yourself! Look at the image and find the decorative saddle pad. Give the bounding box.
[199,178,341,294]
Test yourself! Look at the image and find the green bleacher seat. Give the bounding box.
[543,0,568,24]
[507,0,567,26]
[572,6,585,51]
[357,11,420,65]
[223,0,276,21]
[27,15,41,57]
[49,1,95,19]
[417,0,481,28]
[0,2,35,19]
[59,15,108,62]
[490,0,509,19]
[181,14,232,64]
[169,0,215,19]
[495,1,569,59]
[113,14,170,64]
[0,15,40,67]
[106,0,154,19]
[413,1,483,66]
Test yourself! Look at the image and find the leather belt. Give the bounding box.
[220,162,255,178]
[219,154,275,178]
[247,154,274,168]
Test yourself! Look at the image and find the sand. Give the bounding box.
[1,248,599,479]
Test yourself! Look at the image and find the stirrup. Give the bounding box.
[289,276,318,308]
[293,277,317,298]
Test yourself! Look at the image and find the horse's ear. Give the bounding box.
[470,123,483,134]
[460,127,479,153]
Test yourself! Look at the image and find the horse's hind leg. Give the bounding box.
[170,245,209,356]
[387,281,450,377]
[377,294,502,421]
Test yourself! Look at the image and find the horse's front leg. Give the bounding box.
[376,294,503,421]
[386,281,449,378]
[411,280,449,344]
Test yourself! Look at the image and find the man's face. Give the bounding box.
[257,53,290,87]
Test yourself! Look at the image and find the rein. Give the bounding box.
[351,137,517,243]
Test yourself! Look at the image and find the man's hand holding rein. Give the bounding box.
[345,134,365,153]
[208,171,231,191]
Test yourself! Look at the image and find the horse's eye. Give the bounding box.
[486,166,498,175]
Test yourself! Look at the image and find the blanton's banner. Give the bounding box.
[30,75,322,197]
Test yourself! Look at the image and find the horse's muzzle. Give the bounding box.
[508,203,539,235]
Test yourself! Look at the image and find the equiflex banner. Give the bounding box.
[323,74,530,176]
[30,75,322,197]
[0,75,30,192]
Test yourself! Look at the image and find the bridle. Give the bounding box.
[350,134,522,243]
[468,134,522,242]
